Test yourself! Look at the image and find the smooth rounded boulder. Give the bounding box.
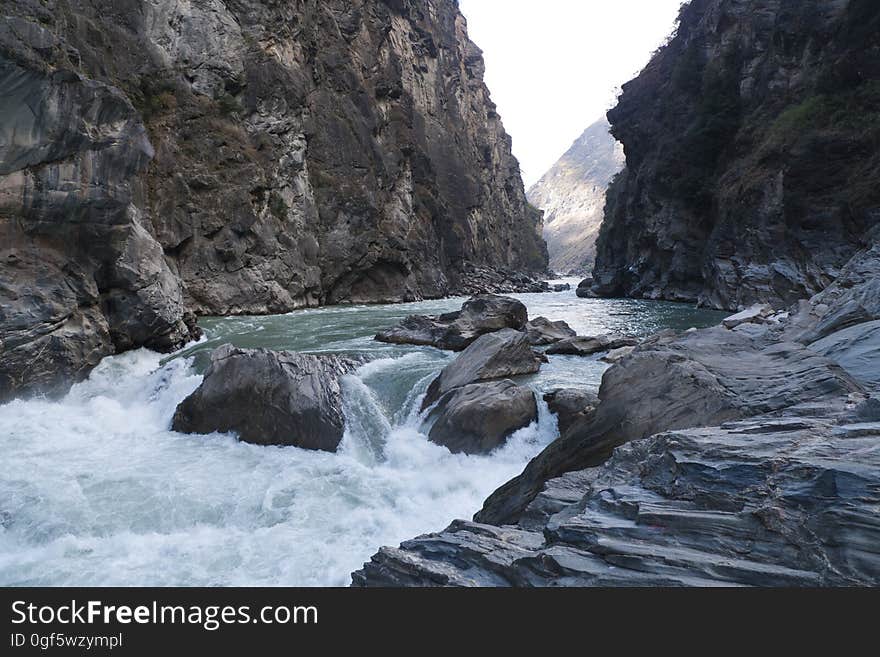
[172,345,363,451]
[426,380,538,455]
[422,329,544,409]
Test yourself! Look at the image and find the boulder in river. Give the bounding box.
[543,389,599,434]
[600,345,636,363]
[422,329,544,409]
[172,345,363,452]
[546,335,638,356]
[426,381,538,455]
[375,295,528,351]
[525,317,576,345]
[576,278,596,298]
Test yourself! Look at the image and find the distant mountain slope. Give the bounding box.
[527,118,624,274]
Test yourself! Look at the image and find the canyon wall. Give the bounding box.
[0,0,547,401]
[593,0,880,310]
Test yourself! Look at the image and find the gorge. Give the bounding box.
[0,0,547,403]
[1,0,879,588]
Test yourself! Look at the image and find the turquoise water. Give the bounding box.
[0,282,725,586]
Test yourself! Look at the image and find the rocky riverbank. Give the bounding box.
[352,242,880,586]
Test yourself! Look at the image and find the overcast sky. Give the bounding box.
[458,0,685,186]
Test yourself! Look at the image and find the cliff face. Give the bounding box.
[527,118,624,275]
[0,0,547,401]
[593,0,880,310]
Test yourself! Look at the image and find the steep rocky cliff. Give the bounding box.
[0,0,547,401]
[527,118,624,274]
[593,0,880,310]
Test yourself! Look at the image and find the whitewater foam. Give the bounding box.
[0,349,556,586]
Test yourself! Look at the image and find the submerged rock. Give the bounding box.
[525,317,576,345]
[426,381,537,455]
[172,345,362,452]
[376,295,528,351]
[422,329,544,409]
[546,335,638,357]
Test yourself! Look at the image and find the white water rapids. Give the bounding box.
[0,284,726,585]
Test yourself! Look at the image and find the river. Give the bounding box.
[0,282,726,586]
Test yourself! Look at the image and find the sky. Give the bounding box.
[458,0,686,187]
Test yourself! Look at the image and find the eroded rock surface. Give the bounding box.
[546,335,638,357]
[355,243,880,586]
[353,410,880,587]
[525,317,576,346]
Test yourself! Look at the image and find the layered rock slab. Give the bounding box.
[353,411,880,587]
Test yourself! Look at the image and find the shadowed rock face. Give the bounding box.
[0,0,547,400]
[172,345,363,451]
[593,0,880,310]
[0,33,197,402]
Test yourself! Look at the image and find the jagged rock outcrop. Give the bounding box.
[375,294,528,351]
[425,380,537,455]
[527,118,624,274]
[172,345,363,451]
[352,406,880,586]
[354,241,880,587]
[524,317,576,346]
[546,335,638,357]
[0,0,547,401]
[593,0,880,310]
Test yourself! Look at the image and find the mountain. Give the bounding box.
[527,118,624,274]
[0,0,548,401]
[593,0,880,310]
